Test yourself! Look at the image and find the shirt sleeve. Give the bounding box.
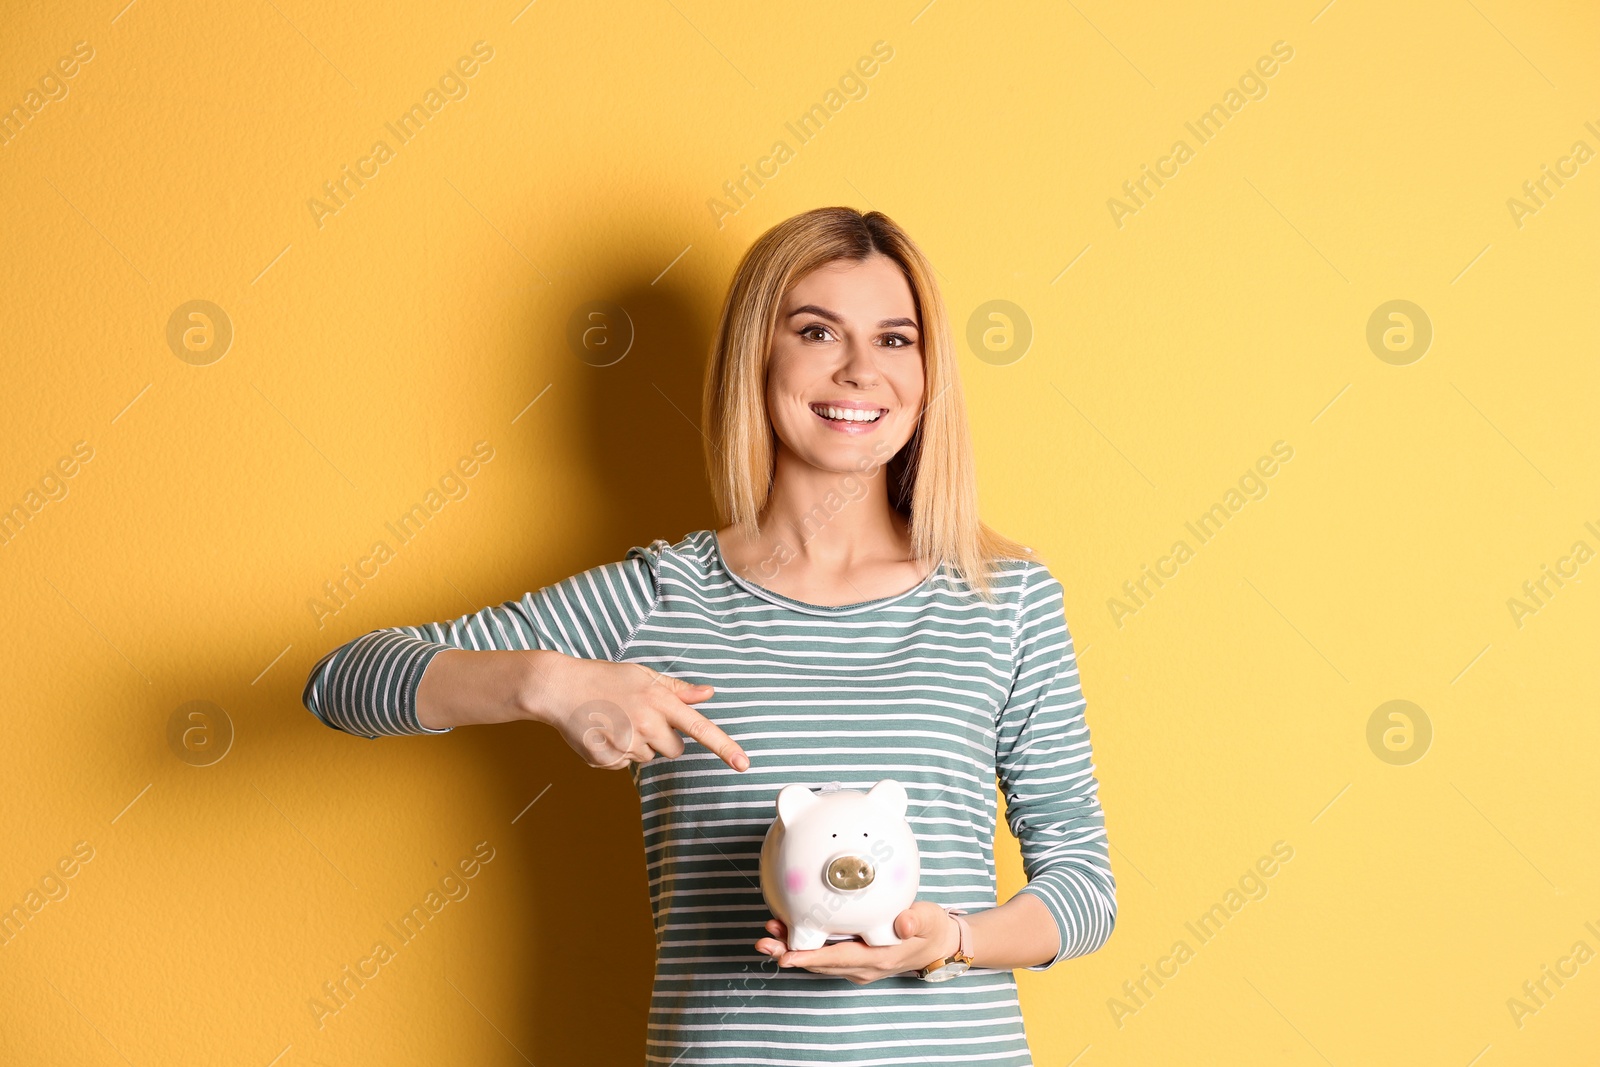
[994,562,1118,970]
[301,541,666,739]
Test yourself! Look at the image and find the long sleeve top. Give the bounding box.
[302,529,1117,1065]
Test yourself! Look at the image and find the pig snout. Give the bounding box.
[825,853,876,891]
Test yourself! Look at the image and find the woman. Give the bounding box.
[302,206,1116,1064]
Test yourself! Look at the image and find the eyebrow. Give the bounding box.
[786,304,918,331]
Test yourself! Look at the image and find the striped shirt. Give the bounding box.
[302,529,1116,1064]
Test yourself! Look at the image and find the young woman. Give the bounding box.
[302,206,1117,1064]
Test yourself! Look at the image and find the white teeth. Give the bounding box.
[813,405,884,423]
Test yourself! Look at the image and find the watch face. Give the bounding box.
[924,961,969,982]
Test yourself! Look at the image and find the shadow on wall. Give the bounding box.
[272,246,725,1060]
[491,268,724,1062]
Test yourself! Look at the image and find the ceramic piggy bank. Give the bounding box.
[759,779,921,950]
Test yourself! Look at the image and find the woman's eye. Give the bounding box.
[798,326,915,346]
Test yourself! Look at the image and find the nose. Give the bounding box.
[836,339,881,388]
[825,854,876,891]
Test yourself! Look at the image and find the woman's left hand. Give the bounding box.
[755,900,959,985]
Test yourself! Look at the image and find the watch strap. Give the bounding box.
[917,907,974,979]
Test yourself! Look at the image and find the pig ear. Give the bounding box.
[866,779,908,820]
[776,784,819,825]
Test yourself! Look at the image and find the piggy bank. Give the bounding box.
[759,779,920,951]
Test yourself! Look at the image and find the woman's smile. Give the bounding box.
[809,399,890,434]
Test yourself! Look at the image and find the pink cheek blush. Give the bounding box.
[784,868,806,894]
[890,864,905,883]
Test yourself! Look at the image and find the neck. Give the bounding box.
[745,444,911,567]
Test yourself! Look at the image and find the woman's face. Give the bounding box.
[765,253,925,475]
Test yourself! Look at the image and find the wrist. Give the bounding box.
[517,649,571,724]
[925,908,963,968]
[914,908,975,981]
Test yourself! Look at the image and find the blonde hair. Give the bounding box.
[701,206,1037,601]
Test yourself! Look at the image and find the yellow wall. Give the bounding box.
[3,1,1596,1063]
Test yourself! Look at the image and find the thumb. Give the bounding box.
[895,907,923,940]
[660,671,714,697]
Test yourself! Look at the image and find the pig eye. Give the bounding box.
[831,833,836,837]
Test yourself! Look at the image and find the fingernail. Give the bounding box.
[733,753,749,771]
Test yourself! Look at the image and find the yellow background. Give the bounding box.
[3,0,1596,1063]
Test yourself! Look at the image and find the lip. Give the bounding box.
[809,400,888,435]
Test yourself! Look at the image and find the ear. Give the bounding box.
[866,779,908,821]
[776,783,820,825]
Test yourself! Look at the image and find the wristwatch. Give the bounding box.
[917,908,974,982]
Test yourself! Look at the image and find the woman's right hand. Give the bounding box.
[533,654,749,773]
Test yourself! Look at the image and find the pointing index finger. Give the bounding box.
[664,701,749,772]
